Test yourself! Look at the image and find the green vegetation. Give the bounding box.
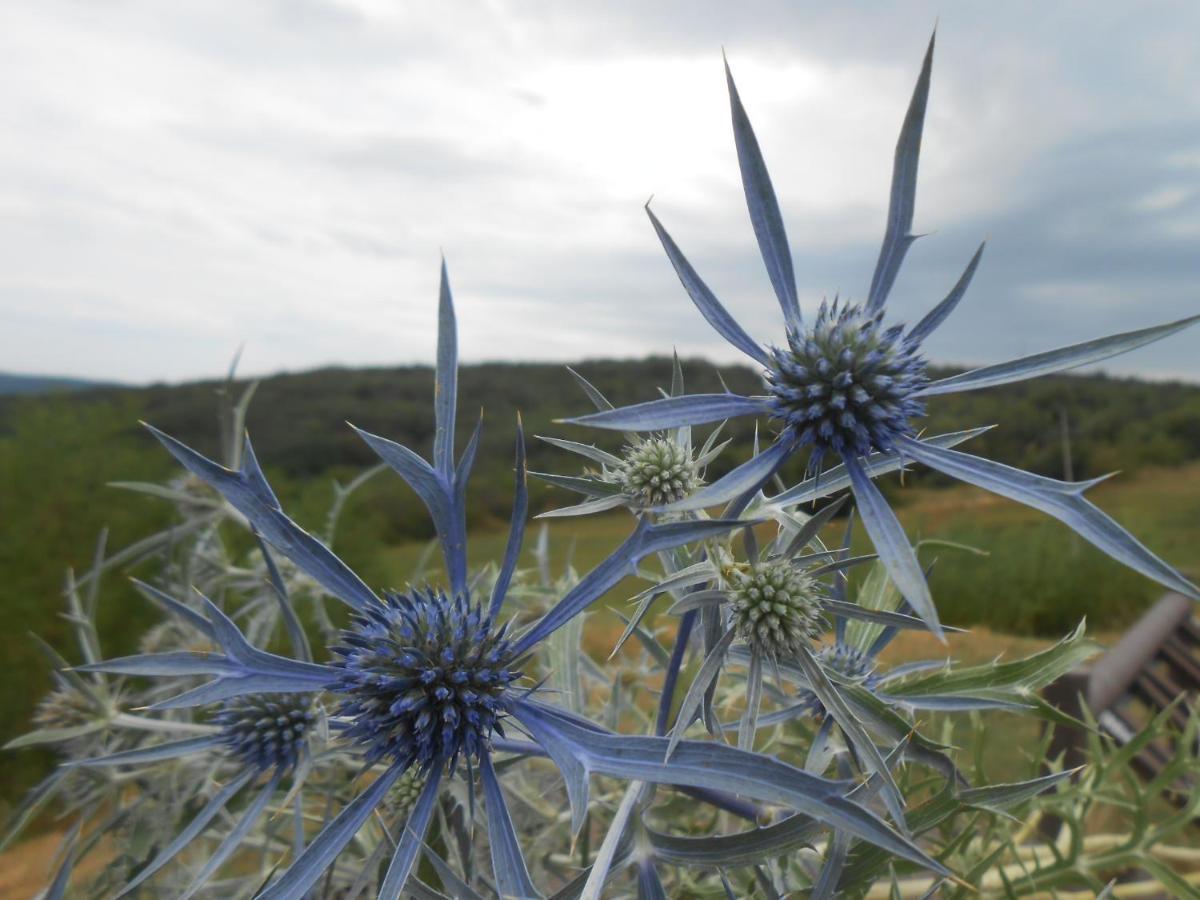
[2,358,1198,809]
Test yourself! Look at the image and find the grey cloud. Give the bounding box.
[1,0,1199,383]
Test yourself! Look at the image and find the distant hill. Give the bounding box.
[5,356,1200,525]
[0,371,118,395]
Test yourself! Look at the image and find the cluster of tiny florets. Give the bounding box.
[729,563,824,657]
[767,300,927,461]
[331,589,520,771]
[382,768,427,819]
[34,687,110,758]
[617,438,701,507]
[35,686,96,734]
[213,693,315,772]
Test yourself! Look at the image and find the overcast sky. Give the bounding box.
[2,1,1199,384]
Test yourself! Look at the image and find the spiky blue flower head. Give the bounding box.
[330,588,520,771]
[768,299,927,462]
[213,693,315,773]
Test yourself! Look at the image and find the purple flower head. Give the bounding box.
[768,299,927,463]
[213,693,316,773]
[331,589,520,771]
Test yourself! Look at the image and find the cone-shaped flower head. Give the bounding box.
[213,693,315,773]
[729,561,824,657]
[767,299,927,461]
[34,686,117,759]
[331,589,520,771]
[35,686,98,734]
[382,768,427,819]
[617,437,702,507]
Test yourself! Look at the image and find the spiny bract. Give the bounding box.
[617,438,701,506]
[213,693,315,773]
[795,643,884,717]
[729,562,824,657]
[767,299,927,461]
[331,589,520,770]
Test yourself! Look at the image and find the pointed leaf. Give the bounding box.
[537,495,626,519]
[812,828,852,900]
[767,426,993,509]
[581,781,641,900]
[896,435,1200,599]
[646,205,772,365]
[778,494,849,559]
[353,424,465,594]
[68,735,222,768]
[794,645,908,832]
[258,761,408,900]
[820,599,961,634]
[919,314,1200,396]
[491,420,529,620]
[514,700,948,875]
[667,627,737,759]
[144,424,379,611]
[536,435,623,468]
[905,242,985,345]
[866,31,935,313]
[130,579,216,640]
[529,471,622,498]
[958,768,1079,812]
[725,57,800,330]
[844,455,942,639]
[479,753,539,898]
[565,366,614,412]
[177,771,282,900]
[116,768,254,896]
[562,394,770,432]
[379,769,445,900]
[513,517,746,655]
[255,534,313,663]
[434,260,458,477]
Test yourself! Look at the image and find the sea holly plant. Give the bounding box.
[533,358,728,519]
[56,265,950,898]
[8,35,1200,900]
[561,31,1200,639]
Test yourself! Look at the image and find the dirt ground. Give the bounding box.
[0,827,113,899]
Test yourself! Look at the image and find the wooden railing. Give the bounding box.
[1042,592,1199,833]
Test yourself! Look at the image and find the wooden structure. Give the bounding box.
[1043,592,1199,817]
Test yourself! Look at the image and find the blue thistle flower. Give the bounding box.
[767,298,927,464]
[562,31,1200,639]
[213,693,315,773]
[331,588,520,770]
[534,358,725,518]
[107,262,758,899]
